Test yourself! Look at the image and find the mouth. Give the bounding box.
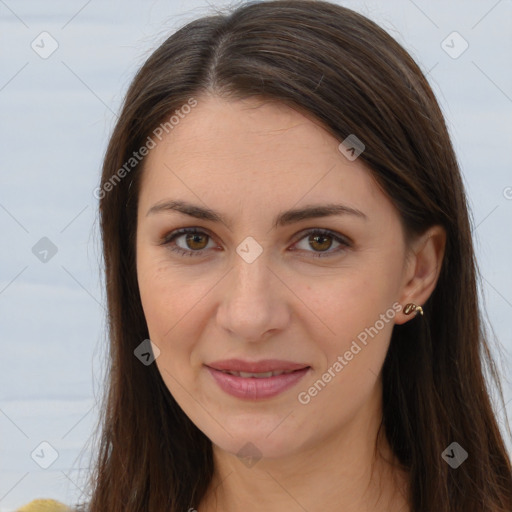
[215,369,301,378]
[206,358,309,374]
[204,360,311,400]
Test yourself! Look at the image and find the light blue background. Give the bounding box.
[1,1,511,509]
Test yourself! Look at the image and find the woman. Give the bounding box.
[21,0,512,510]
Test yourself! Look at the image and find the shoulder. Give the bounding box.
[16,499,74,511]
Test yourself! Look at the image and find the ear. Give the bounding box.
[394,225,446,325]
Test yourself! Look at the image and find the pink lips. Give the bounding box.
[205,359,310,400]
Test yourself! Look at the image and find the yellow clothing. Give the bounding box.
[16,499,72,511]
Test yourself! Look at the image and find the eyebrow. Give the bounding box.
[146,199,367,229]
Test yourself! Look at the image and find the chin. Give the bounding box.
[209,424,306,462]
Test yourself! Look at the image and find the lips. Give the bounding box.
[205,359,311,399]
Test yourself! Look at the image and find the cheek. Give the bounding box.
[297,304,394,433]
[137,260,170,342]
[298,257,400,402]
[310,262,399,340]
[137,266,199,398]
[137,247,201,341]
[136,250,216,390]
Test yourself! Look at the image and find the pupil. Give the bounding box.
[187,233,206,249]
[312,234,331,251]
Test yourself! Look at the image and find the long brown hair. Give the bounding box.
[80,1,512,510]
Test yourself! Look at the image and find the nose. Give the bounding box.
[215,252,291,342]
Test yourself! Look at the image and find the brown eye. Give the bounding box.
[183,232,209,250]
[292,229,351,258]
[308,233,333,252]
[161,228,215,257]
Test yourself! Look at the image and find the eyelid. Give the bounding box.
[160,226,352,258]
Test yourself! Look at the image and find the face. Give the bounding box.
[136,95,412,460]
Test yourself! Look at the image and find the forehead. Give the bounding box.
[147,95,341,166]
[138,95,388,221]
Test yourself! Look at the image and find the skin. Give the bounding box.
[135,94,446,512]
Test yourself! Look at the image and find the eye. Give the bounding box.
[291,229,351,258]
[161,228,216,257]
[160,227,351,258]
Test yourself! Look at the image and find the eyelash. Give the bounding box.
[160,227,351,259]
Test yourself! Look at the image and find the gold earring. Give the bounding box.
[403,303,423,316]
